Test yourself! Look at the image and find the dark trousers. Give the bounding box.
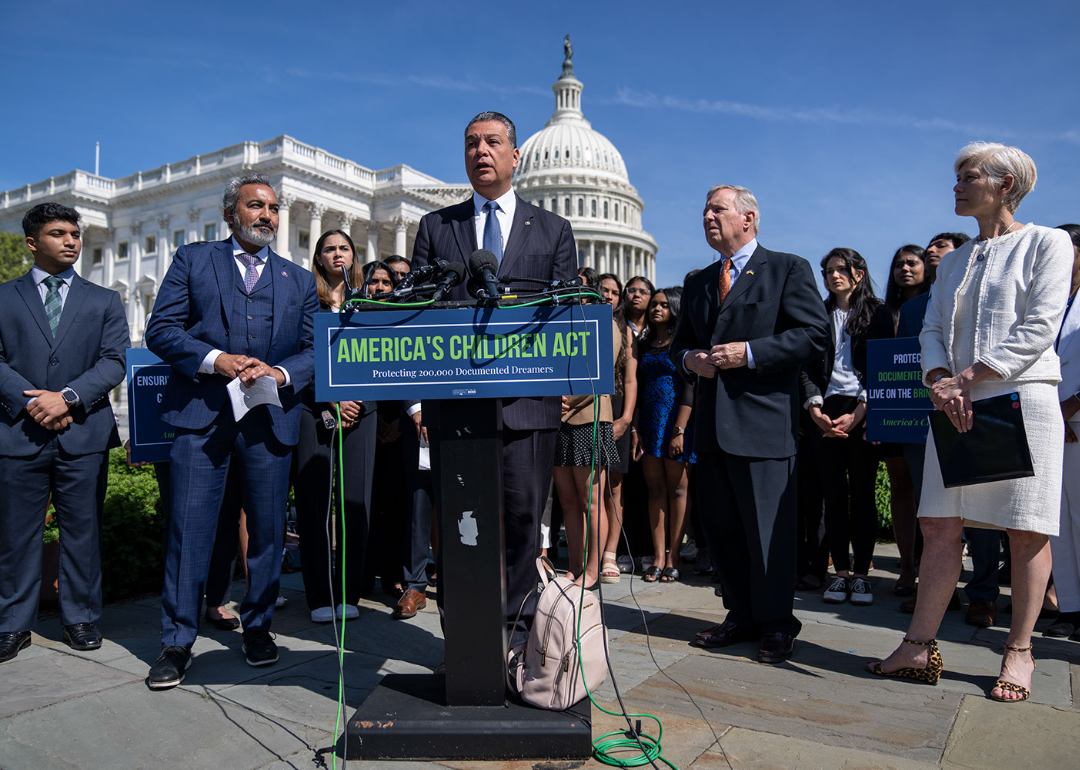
[696,450,800,637]
[813,395,878,575]
[401,426,434,593]
[293,406,376,610]
[0,441,108,633]
[161,410,292,648]
[154,462,243,609]
[796,433,827,578]
[903,441,1000,599]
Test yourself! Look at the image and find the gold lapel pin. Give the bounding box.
[525,221,531,225]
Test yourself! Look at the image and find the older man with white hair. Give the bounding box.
[672,185,828,664]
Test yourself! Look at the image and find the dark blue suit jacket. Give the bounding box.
[896,291,931,339]
[411,195,576,430]
[0,271,129,456]
[671,245,828,459]
[144,240,318,446]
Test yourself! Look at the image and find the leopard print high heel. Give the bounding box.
[989,643,1034,703]
[866,638,943,685]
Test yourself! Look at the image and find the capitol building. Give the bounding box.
[0,40,657,353]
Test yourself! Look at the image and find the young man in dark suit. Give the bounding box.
[144,174,318,688]
[672,185,828,663]
[407,111,576,645]
[0,202,129,663]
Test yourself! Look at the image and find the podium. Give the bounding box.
[315,304,613,761]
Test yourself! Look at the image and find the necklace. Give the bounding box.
[978,221,1019,241]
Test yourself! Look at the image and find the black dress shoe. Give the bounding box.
[63,623,103,651]
[691,619,757,649]
[204,609,241,631]
[242,628,279,667]
[0,631,31,663]
[148,646,192,690]
[758,632,795,664]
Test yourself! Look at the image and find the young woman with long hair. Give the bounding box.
[802,248,894,606]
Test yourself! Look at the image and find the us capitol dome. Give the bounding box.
[514,38,657,283]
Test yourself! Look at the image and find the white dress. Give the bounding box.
[919,225,1072,536]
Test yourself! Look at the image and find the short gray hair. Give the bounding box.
[222,173,276,223]
[466,111,517,149]
[953,142,1037,213]
[705,185,761,233]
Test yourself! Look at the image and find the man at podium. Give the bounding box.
[408,111,576,645]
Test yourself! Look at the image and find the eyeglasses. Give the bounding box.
[625,287,651,296]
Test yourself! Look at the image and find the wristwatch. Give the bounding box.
[61,387,81,408]
[932,372,948,384]
[672,426,686,436]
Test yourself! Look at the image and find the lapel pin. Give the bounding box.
[281,270,288,276]
[746,269,754,276]
[525,221,531,226]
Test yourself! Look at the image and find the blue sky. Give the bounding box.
[2,1,1078,291]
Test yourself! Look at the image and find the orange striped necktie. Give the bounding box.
[718,258,733,305]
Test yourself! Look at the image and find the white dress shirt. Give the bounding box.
[198,238,290,387]
[27,265,80,408]
[823,308,864,401]
[681,237,760,373]
[472,188,516,259]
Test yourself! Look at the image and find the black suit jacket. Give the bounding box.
[411,194,576,430]
[671,244,828,459]
[799,302,895,404]
[0,271,129,456]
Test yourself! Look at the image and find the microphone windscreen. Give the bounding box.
[469,249,499,274]
[443,260,466,285]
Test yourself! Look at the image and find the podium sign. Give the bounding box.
[315,305,614,402]
[126,348,174,463]
[865,337,933,443]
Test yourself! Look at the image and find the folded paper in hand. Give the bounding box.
[227,375,281,421]
[929,392,1034,488]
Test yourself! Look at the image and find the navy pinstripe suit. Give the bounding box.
[412,195,576,644]
[145,239,317,647]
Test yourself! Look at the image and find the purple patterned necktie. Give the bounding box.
[236,252,260,293]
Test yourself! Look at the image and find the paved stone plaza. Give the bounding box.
[3,544,1079,770]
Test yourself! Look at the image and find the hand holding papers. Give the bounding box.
[228,375,281,422]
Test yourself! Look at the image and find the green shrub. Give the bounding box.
[875,460,893,540]
[100,448,164,602]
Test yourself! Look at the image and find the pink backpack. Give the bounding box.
[510,557,609,710]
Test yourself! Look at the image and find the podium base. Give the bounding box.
[344,673,593,760]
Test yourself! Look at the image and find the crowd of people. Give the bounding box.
[2,122,1079,708]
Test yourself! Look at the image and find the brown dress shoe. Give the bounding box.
[965,597,997,628]
[393,589,427,620]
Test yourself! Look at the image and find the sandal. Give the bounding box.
[642,566,662,583]
[866,638,943,685]
[989,643,1034,703]
[659,567,680,583]
[601,552,621,584]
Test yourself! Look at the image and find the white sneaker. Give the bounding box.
[823,575,849,604]
[616,555,634,574]
[849,577,874,605]
[275,595,288,609]
[680,538,698,560]
[310,606,334,623]
[336,604,360,620]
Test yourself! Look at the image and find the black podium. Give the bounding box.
[316,305,612,761]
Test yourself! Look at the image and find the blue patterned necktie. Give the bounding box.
[483,200,503,262]
[43,275,63,336]
[236,252,260,293]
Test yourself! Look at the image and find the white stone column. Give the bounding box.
[276,194,293,262]
[307,203,326,260]
[158,216,171,274]
[103,228,115,287]
[187,208,200,245]
[128,221,142,341]
[393,215,408,258]
[589,241,596,270]
[366,221,380,262]
[339,212,356,253]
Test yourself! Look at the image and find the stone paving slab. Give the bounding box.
[0,680,329,770]
[942,694,1080,770]
[590,639,687,702]
[0,651,140,719]
[619,652,963,765]
[689,728,941,769]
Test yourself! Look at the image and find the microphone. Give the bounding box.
[396,262,439,292]
[430,260,466,302]
[468,249,501,299]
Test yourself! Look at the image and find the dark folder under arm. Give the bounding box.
[929,392,1035,489]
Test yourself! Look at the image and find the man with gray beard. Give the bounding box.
[143,174,318,688]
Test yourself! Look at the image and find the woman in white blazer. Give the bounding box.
[868,143,1073,703]
[1048,224,1080,640]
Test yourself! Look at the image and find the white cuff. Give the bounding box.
[745,342,756,369]
[803,395,823,410]
[199,349,223,374]
[274,366,291,388]
[406,403,422,417]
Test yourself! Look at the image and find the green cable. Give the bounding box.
[332,403,348,770]
[341,297,436,309]
[573,393,676,768]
